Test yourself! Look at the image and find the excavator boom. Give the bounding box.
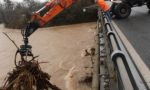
[25,0,77,37]
[33,0,77,26]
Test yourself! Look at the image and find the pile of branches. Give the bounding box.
[3,60,61,90]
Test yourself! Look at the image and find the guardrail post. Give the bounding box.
[98,10,148,90]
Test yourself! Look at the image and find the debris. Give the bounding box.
[3,60,61,90]
[2,32,61,90]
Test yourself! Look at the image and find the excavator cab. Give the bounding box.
[112,0,150,18]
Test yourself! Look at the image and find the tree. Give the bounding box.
[0,0,97,29]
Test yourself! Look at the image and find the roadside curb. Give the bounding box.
[112,21,150,88]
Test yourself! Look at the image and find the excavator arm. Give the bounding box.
[25,0,77,37]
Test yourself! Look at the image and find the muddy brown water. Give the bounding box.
[0,22,96,90]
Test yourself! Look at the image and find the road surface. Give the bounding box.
[114,6,150,69]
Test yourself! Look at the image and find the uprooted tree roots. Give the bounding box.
[3,60,61,90]
[2,33,61,90]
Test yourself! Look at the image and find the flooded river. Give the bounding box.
[0,22,96,89]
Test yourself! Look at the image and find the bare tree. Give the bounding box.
[0,0,97,29]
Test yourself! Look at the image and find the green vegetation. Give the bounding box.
[0,0,97,29]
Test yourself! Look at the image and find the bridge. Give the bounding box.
[0,5,150,90]
[93,6,150,90]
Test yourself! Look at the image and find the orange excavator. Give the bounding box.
[24,0,78,37]
[24,0,150,37]
[19,0,110,60]
[24,0,110,37]
[18,0,80,63]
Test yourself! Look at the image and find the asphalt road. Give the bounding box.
[114,6,150,69]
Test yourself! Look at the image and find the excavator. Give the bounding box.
[111,0,150,18]
[18,0,150,58]
[24,0,77,37]
[3,0,150,89]
[24,0,150,38]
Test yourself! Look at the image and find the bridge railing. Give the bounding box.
[97,10,149,90]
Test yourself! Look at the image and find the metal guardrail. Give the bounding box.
[98,10,149,90]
